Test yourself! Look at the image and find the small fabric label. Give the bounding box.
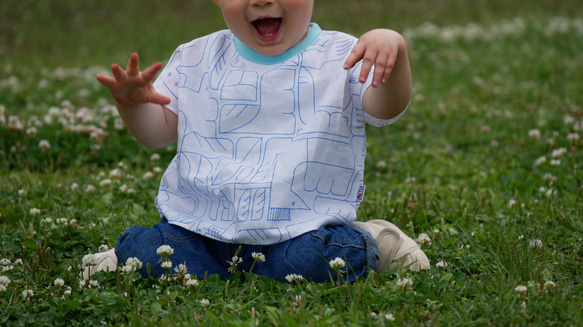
[356,185,366,202]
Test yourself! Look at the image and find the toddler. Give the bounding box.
[86,0,429,282]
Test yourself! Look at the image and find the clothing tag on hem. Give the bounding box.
[356,185,366,202]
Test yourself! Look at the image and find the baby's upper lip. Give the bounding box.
[251,15,282,23]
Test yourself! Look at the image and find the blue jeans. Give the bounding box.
[115,218,379,282]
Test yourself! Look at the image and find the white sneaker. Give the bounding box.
[352,220,430,272]
[82,249,118,279]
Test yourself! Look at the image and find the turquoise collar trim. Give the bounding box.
[234,23,322,65]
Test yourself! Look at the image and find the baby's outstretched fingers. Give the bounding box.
[111,63,128,82]
[126,53,141,77]
[142,62,165,82]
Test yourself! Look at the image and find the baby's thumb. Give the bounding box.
[151,93,171,105]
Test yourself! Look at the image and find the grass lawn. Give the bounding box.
[1,0,582,325]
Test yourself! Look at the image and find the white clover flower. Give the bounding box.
[435,261,447,268]
[515,285,527,294]
[70,183,79,191]
[99,179,112,187]
[528,129,541,139]
[14,259,23,266]
[150,153,161,161]
[529,239,543,248]
[551,148,567,158]
[109,168,121,178]
[89,280,99,288]
[186,279,200,287]
[18,189,27,196]
[567,133,580,142]
[0,258,10,266]
[125,257,143,270]
[29,208,41,216]
[370,312,378,319]
[550,160,561,166]
[285,274,304,283]
[161,261,173,269]
[79,280,87,288]
[385,313,395,321]
[231,256,242,265]
[22,289,34,298]
[543,173,557,184]
[91,144,101,154]
[90,129,106,143]
[329,257,346,270]
[64,286,72,296]
[174,263,188,275]
[564,115,575,124]
[534,156,547,165]
[7,115,23,131]
[396,278,413,288]
[54,278,65,287]
[376,160,387,169]
[0,275,10,287]
[543,281,556,290]
[417,233,432,246]
[114,118,124,130]
[252,252,266,263]
[38,139,51,152]
[200,298,210,307]
[98,244,109,252]
[26,127,37,136]
[156,245,174,256]
[508,199,517,207]
[121,266,134,274]
[82,254,99,267]
[85,184,96,193]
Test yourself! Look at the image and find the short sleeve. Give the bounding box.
[360,70,409,127]
[364,104,408,127]
[153,46,183,114]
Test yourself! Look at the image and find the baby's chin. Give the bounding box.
[250,42,289,56]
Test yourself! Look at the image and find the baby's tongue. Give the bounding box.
[254,18,281,35]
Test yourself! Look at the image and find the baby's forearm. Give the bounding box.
[363,40,412,120]
[115,102,178,148]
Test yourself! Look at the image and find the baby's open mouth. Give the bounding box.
[252,18,282,41]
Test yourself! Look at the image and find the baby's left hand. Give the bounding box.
[344,29,406,87]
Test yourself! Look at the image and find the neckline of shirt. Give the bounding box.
[233,23,322,65]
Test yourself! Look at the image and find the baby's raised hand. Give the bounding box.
[344,29,406,87]
[96,53,170,106]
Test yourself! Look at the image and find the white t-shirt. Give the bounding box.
[153,23,402,245]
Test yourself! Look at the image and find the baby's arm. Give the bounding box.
[344,29,412,120]
[97,53,178,148]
